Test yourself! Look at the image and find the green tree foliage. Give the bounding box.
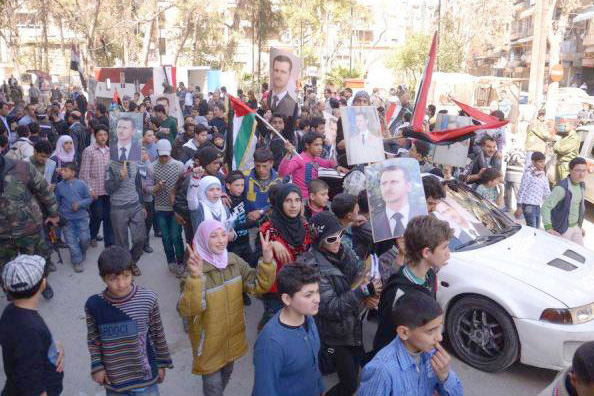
[325,65,362,88]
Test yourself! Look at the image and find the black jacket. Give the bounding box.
[373,267,436,352]
[299,246,365,347]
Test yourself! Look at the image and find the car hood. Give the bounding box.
[456,226,594,307]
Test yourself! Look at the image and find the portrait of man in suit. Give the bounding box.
[268,50,300,117]
[369,161,428,242]
[110,115,142,162]
[343,107,385,165]
[434,199,488,249]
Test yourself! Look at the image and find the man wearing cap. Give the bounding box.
[147,139,185,275]
[0,255,64,395]
[0,154,59,299]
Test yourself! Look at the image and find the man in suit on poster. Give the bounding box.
[268,55,298,117]
[110,116,141,162]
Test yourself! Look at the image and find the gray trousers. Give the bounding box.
[202,362,234,396]
[110,204,147,262]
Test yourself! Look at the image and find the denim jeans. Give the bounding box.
[202,362,234,396]
[90,195,114,247]
[522,204,541,228]
[155,211,184,264]
[63,217,91,265]
[105,383,159,396]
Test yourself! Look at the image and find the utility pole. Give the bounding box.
[437,0,441,72]
[528,0,547,109]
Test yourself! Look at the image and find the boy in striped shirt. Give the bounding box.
[85,246,173,395]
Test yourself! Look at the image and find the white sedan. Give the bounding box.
[434,180,594,372]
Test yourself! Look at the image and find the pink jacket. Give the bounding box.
[278,152,336,197]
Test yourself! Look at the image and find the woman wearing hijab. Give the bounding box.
[257,183,312,329]
[178,220,276,396]
[299,211,381,396]
[50,134,78,183]
[187,175,231,234]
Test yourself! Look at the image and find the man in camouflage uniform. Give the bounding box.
[0,155,60,299]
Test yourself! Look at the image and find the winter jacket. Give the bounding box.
[299,247,365,347]
[177,253,276,375]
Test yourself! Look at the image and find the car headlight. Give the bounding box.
[540,303,594,325]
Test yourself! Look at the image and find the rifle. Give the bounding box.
[47,225,64,265]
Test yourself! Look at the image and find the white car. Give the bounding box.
[434,180,594,372]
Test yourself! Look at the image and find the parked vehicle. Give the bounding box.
[576,125,594,203]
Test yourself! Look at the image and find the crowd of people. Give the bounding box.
[0,75,591,396]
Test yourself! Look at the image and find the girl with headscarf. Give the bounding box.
[178,220,276,396]
[50,135,78,183]
[257,183,312,329]
[187,175,232,235]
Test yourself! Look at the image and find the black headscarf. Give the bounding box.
[269,183,306,247]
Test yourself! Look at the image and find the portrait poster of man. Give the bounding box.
[366,158,428,242]
[151,94,184,132]
[433,197,490,249]
[109,112,143,162]
[341,106,385,166]
[268,48,301,117]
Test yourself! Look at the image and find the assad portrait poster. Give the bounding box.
[340,106,385,166]
[365,158,428,242]
[268,48,302,117]
[109,112,143,162]
[151,93,185,132]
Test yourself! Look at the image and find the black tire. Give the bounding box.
[446,296,519,372]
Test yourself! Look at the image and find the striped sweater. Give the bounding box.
[85,285,173,392]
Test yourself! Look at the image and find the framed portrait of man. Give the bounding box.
[151,93,184,130]
[365,158,428,242]
[268,48,302,117]
[109,112,143,162]
[341,106,385,166]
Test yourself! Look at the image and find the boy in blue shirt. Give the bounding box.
[358,291,464,396]
[253,262,325,396]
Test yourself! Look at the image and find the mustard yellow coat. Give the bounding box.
[178,253,276,375]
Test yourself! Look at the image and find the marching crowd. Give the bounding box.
[0,77,592,396]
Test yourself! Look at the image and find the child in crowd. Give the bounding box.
[358,291,464,396]
[515,151,551,228]
[139,147,155,254]
[279,131,347,198]
[226,171,257,266]
[538,341,594,396]
[0,255,64,395]
[51,134,78,183]
[187,175,231,234]
[331,192,363,252]
[85,246,173,394]
[304,179,330,220]
[179,220,277,396]
[475,167,503,207]
[55,163,93,273]
[212,133,225,153]
[252,262,325,396]
[373,215,452,353]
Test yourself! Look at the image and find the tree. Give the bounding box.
[325,65,362,88]
[384,33,431,90]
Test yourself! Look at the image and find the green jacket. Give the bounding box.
[0,157,58,238]
[553,130,580,165]
[525,119,549,153]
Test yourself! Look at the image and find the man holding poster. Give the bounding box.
[268,49,301,117]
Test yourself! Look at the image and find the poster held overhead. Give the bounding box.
[151,94,184,135]
[109,112,143,162]
[341,106,386,165]
[268,48,302,117]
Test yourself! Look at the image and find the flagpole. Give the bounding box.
[253,112,302,160]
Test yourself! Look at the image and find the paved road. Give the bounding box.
[1,206,592,395]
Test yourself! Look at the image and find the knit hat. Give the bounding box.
[310,211,343,246]
[212,133,225,142]
[155,139,172,156]
[2,255,46,292]
[198,146,222,166]
[353,90,370,103]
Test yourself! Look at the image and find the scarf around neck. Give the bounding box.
[52,135,75,163]
[270,183,306,247]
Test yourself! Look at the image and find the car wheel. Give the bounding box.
[446,296,519,372]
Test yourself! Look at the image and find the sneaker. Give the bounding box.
[143,245,154,253]
[90,239,98,248]
[73,263,84,273]
[168,262,178,274]
[47,260,57,272]
[131,264,142,276]
[41,283,54,300]
[96,236,104,242]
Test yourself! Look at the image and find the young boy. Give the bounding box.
[358,291,463,396]
[538,341,594,396]
[212,132,225,153]
[331,192,362,252]
[85,246,173,394]
[515,151,551,228]
[279,131,347,198]
[475,168,503,207]
[252,262,325,396]
[304,179,330,220]
[373,215,452,352]
[55,162,93,273]
[0,255,64,395]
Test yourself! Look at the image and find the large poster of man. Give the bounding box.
[341,106,385,165]
[366,158,428,242]
[268,48,301,117]
[151,94,184,132]
[109,112,143,162]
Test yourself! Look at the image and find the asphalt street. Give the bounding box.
[1,205,592,395]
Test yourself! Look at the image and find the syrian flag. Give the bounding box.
[228,95,258,171]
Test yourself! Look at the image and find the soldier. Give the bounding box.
[0,155,60,300]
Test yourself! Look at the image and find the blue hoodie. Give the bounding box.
[55,178,93,221]
[243,168,283,213]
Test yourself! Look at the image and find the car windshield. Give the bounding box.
[434,181,520,251]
